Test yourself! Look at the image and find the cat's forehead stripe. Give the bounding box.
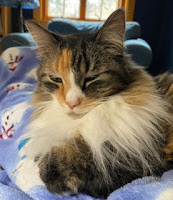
[55,49,72,75]
[54,48,83,106]
[54,49,72,103]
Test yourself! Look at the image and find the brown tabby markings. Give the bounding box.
[122,69,155,106]
[39,137,94,195]
[53,49,98,110]
[164,137,173,160]
[54,49,72,106]
[155,73,173,160]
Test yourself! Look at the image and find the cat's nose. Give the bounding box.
[66,100,80,110]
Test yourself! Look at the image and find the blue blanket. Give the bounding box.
[0,47,173,200]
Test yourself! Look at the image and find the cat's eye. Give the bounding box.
[83,74,100,90]
[49,75,62,83]
[85,74,100,83]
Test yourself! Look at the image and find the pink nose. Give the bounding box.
[66,100,80,110]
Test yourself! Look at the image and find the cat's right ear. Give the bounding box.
[25,21,60,57]
[96,9,125,53]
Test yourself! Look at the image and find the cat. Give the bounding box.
[23,9,173,198]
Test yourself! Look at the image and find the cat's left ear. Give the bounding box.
[25,20,60,58]
[96,9,125,52]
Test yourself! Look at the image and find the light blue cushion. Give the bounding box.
[124,38,152,67]
[48,18,103,35]
[125,22,141,40]
[48,19,141,40]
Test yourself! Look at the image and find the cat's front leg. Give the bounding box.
[39,137,110,198]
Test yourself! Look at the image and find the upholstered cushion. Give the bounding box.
[48,19,141,40]
[125,21,141,40]
[124,38,152,67]
[48,18,103,35]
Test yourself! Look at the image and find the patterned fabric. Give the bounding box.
[0,46,173,200]
[0,0,39,9]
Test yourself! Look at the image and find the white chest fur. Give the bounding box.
[20,93,169,174]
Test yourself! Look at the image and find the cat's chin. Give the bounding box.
[66,110,86,119]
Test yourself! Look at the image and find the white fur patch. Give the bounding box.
[14,158,44,191]
[19,98,81,159]
[66,70,84,105]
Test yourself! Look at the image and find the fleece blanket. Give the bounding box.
[0,46,173,200]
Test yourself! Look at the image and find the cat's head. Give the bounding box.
[26,9,131,117]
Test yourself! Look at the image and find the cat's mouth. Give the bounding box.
[68,112,85,119]
[64,100,101,118]
[64,106,89,119]
[67,110,86,119]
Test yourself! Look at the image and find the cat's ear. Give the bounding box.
[96,9,125,52]
[25,21,60,57]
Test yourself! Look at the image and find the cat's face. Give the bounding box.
[27,9,129,117]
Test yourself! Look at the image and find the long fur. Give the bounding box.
[20,9,173,197]
[20,84,170,178]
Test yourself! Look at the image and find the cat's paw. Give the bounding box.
[39,138,95,196]
[39,138,112,198]
[39,147,81,195]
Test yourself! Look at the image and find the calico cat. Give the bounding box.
[23,9,173,198]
